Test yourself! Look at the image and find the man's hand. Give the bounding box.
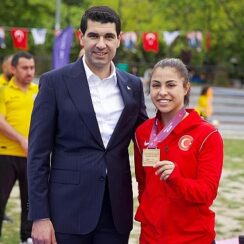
[32,219,57,244]
[18,136,28,156]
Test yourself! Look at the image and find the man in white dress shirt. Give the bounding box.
[27,6,148,244]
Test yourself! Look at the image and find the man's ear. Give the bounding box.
[9,65,14,75]
[117,32,122,48]
[79,29,84,47]
[10,64,16,76]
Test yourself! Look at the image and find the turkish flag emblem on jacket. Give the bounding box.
[10,28,28,50]
[142,32,159,53]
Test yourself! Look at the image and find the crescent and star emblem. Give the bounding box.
[178,135,193,151]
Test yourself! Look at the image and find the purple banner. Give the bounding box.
[52,26,74,69]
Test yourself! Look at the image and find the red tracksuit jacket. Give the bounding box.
[134,109,223,244]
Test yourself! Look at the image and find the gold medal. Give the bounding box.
[142,149,160,167]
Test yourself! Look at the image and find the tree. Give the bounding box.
[1,0,244,85]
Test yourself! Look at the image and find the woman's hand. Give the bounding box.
[154,160,175,181]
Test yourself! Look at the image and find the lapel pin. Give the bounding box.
[127,85,131,90]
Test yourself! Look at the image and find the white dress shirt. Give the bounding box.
[82,57,124,148]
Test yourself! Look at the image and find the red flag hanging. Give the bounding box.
[75,29,81,42]
[10,28,29,50]
[206,31,211,51]
[142,32,159,53]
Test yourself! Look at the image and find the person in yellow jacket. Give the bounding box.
[0,55,13,87]
[195,85,213,120]
[0,51,38,244]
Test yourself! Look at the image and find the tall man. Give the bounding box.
[0,52,37,243]
[27,6,148,244]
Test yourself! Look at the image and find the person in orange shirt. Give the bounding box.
[134,58,223,244]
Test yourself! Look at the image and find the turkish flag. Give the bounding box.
[142,32,159,53]
[75,29,81,41]
[206,31,211,51]
[10,28,29,50]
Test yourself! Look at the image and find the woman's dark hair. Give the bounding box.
[80,6,121,36]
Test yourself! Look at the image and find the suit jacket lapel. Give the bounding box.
[63,59,104,148]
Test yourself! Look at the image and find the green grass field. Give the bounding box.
[0,138,244,244]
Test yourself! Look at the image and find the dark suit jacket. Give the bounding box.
[27,58,148,235]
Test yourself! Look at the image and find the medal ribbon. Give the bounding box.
[148,107,186,149]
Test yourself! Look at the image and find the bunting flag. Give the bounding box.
[142,32,159,53]
[0,27,6,49]
[10,28,29,50]
[31,28,47,45]
[163,31,180,46]
[75,29,81,42]
[206,31,211,51]
[121,32,137,51]
[52,26,74,69]
[186,31,202,49]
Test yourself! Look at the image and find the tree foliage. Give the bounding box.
[0,0,243,84]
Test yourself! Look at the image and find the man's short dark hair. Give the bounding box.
[11,51,34,67]
[80,6,121,36]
